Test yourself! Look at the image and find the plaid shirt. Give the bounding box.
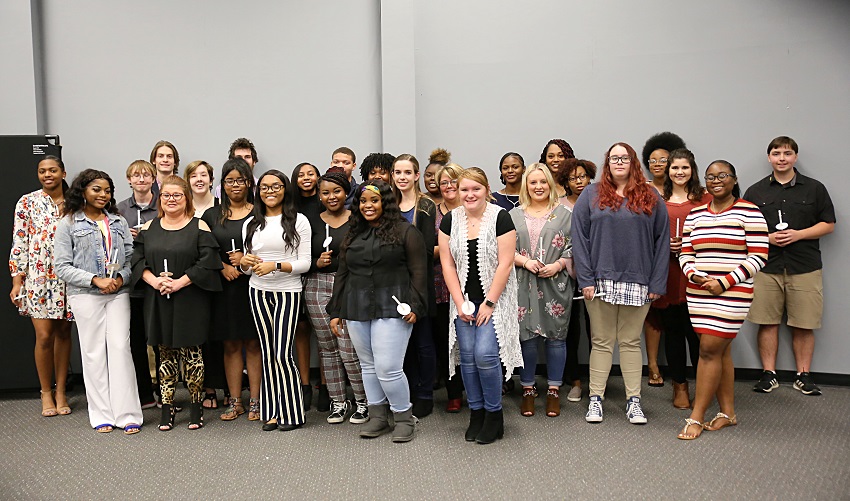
[595,279,650,307]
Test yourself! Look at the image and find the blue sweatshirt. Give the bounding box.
[570,183,669,295]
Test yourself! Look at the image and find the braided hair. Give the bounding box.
[538,139,575,165]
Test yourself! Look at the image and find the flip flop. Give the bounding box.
[704,412,737,431]
[677,418,704,440]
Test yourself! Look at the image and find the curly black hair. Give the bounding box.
[662,149,706,202]
[245,170,300,253]
[556,158,597,195]
[641,132,686,171]
[359,152,395,181]
[63,169,118,217]
[228,137,259,165]
[217,158,255,226]
[342,179,405,254]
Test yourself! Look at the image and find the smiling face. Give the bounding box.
[160,183,188,217]
[423,164,441,197]
[320,180,346,214]
[128,168,153,194]
[37,158,65,191]
[545,144,566,172]
[459,178,487,213]
[501,156,524,185]
[359,188,383,225]
[223,169,248,204]
[648,149,669,181]
[567,166,590,196]
[296,165,318,195]
[608,145,632,184]
[705,163,737,200]
[392,160,418,194]
[768,145,797,177]
[84,179,112,211]
[154,146,176,176]
[439,173,458,202]
[668,158,692,187]
[526,168,551,204]
[258,175,285,210]
[188,167,212,195]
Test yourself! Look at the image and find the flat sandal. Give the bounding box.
[677,418,704,440]
[704,412,737,431]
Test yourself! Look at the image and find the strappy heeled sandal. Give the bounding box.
[521,387,537,417]
[677,418,704,440]
[220,398,246,421]
[704,412,737,431]
[188,402,204,430]
[546,388,561,417]
[40,390,57,417]
[159,404,176,432]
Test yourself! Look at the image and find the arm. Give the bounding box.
[327,243,350,336]
[289,216,313,275]
[570,191,594,290]
[648,200,670,297]
[716,208,770,292]
[438,229,471,322]
[772,221,834,247]
[180,221,223,293]
[117,217,133,286]
[678,213,698,279]
[404,225,428,322]
[477,229,517,326]
[9,196,29,279]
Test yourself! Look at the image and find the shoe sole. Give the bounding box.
[360,427,391,438]
[585,416,603,423]
[349,416,370,424]
[629,418,648,424]
[793,382,822,395]
[567,396,581,402]
[753,380,779,393]
[326,415,346,424]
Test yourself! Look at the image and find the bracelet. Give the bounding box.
[523,257,530,268]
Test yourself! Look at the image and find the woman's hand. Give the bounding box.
[702,279,723,296]
[670,237,683,254]
[330,318,342,338]
[227,251,244,267]
[691,274,708,285]
[252,262,277,277]
[92,276,117,294]
[475,302,494,326]
[316,250,333,269]
[523,259,542,274]
[403,312,417,324]
[648,292,661,301]
[240,253,262,268]
[455,300,474,323]
[10,283,23,307]
[582,286,596,300]
[537,263,561,279]
[221,263,240,281]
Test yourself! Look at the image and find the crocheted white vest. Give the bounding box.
[448,204,522,379]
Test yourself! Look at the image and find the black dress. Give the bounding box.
[201,208,255,341]
[131,218,223,347]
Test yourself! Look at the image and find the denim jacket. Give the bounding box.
[54,211,133,296]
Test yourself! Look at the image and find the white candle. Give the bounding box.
[325,224,330,252]
[676,218,680,239]
[231,238,236,253]
[163,258,171,299]
[538,236,544,262]
[137,209,141,227]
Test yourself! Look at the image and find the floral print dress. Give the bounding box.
[509,204,573,341]
[8,190,72,320]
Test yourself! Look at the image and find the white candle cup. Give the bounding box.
[391,295,411,316]
[775,209,788,230]
[461,293,475,326]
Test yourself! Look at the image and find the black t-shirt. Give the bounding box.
[440,209,515,300]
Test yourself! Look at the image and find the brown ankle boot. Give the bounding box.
[672,381,690,409]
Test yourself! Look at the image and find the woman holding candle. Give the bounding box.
[676,160,768,439]
[328,179,427,442]
[655,149,712,409]
[571,142,669,425]
[304,171,368,424]
[439,168,520,444]
[54,169,142,434]
[240,170,312,432]
[131,175,223,431]
[641,132,688,387]
[491,152,525,211]
[9,155,74,418]
[201,158,262,421]
[510,164,574,418]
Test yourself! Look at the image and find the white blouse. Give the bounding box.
[242,213,312,293]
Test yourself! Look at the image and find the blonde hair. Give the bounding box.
[519,163,560,210]
[125,159,155,179]
[158,175,195,218]
[457,167,494,202]
[436,162,464,184]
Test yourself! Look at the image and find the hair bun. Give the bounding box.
[429,148,451,165]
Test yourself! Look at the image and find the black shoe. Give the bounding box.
[302,384,313,411]
[158,404,175,432]
[753,370,779,393]
[793,372,822,395]
[465,408,485,442]
[262,420,279,432]
[316,384,330,412]
[476,409,504,445]
[502,378,515,396]
[412,398,433,419]
[188,402,204,430]
[278,423,303,432]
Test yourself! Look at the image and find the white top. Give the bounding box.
[241,213,312,292]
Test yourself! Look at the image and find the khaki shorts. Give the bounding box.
[747,269,823,329]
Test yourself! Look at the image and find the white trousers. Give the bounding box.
[69,293,143,429]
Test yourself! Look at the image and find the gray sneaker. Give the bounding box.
[567,385,582,402]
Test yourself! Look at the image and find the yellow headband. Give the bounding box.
[361,185,380,195]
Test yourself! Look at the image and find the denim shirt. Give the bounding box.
[54,211,133,296]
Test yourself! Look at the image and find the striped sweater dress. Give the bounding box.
[678,199,769,338]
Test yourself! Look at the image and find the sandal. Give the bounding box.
[676,418,704,440]
[546,388,561,417]
[188,402,204,430]
[521,387,537,417]
[55,391,72,415]
[123,423,141,435]
[159,404,176,431]
[704,412,737,431]
[40,390,57,417]
[648,369,664,387]
[220,398,246,421]
[95,424,114,433]
[202,391,218,409]
[247,398,260,421]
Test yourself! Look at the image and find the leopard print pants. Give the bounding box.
[158,345,204,404]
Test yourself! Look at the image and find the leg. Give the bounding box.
[643,313,663,385]
[305,274,348,403]
[221,340,246,418]
[791,328,815,373]
[713,342,736,421]
[472,318,503,413]
[68,295,113,428]
[519,337,539,388]
[294,319,311,386]
[545,338,566,388]
[660,305,688,384]
[688,335,733,431]
[618,304,651,399]
[103,294,142,428]
[347,320,385,405]
[584,299,617,398]
[129,297,154,405]
[250,287,283,423]
[411,316,436,403]
[454,317,483,410]
[182,345,206,429]
[371,318,413,413]
[201,340,225,408]
[274,292,305,426]
[756,324,780,372]
[336,323,366,401]
[564,296,582,388]
[158,345,180,406]
[31,318,58,413]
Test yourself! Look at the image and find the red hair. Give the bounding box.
[596,142,657,214]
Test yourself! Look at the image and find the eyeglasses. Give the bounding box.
[130,173,153,180]
[648,157,668,165]
[439,179,459,188]
[259,184,284,193]
[224,178,248,187]
[160,193,185,201]
[568,174,588,183]
[609,156,631,164]
[705,173,735,182]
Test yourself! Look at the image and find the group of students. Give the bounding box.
[9,133,834,442]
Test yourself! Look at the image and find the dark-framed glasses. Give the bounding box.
[609,156,631,164]
[224,178,248,187]
[259,184,284,193]
[568,174,588,183]
[160,193,185,201]
[705,173,735,182]
[648,157,668,165]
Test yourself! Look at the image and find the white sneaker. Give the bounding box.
[567,385,582,402]
[626,396,647,424]
[585,395,603,422]
[326,400,350,424]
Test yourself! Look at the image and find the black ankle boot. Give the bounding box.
[465,408,485,442]
[412,398,433,419]
[476,409,504,444]
[316,384,330,412]
[301,384,313,411]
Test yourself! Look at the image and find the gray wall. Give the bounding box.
[2,0,848,375]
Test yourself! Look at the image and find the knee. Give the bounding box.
[474,345,500,370]
[374,357,403,381]
[698,345,723,362]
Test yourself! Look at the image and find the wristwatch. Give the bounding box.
[484,298,496,308]
[276,262,282,271]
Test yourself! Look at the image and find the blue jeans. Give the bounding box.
[519,337,566,387]
[454,303,502,412]
[347,318,413,413]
